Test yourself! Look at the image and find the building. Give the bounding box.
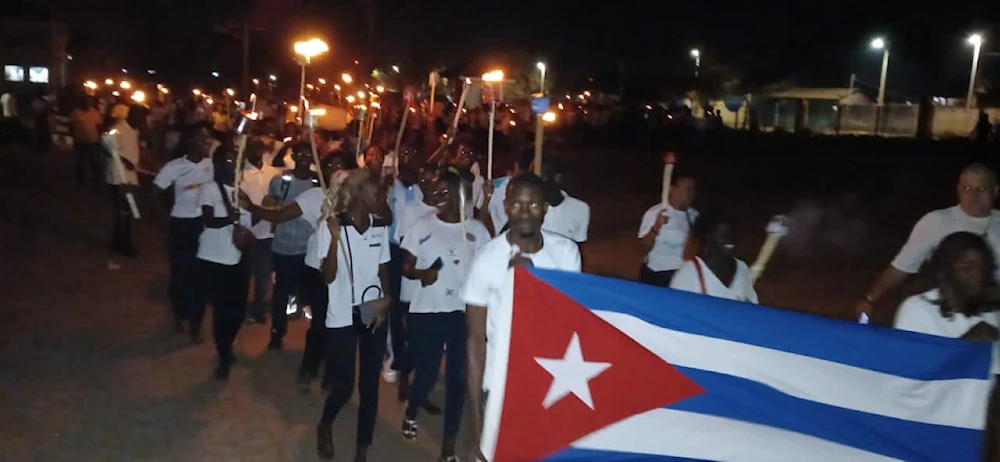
[1,19,69,92]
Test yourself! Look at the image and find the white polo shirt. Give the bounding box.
[468,173,485,218]
[542,191,591,243]
[669,257,758,304]
[895,289,1000,373]
[891,205,1000,279]
[403,215,492,314]
[296,187,326,270]
[314,215,392,328]
[196,181,252,266]
[638,203,699,272]
[240,163,277,240]
[461,231,582,391]
[153,157,214,218]
[395,200,438,302]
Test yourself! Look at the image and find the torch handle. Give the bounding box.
[394,104,409,160]
[661,163,675,207]
[232,134,248,205]
[750,233,782,284]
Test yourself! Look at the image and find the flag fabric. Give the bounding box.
[480,267,994,461]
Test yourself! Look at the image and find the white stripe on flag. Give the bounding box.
[595,311,990,429]
[570,407,901,461]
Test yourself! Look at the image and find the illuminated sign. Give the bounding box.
[29,67,49,83]
[4,65,24,82]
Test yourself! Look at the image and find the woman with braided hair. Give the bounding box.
[313,168,393,461]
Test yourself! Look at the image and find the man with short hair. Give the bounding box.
[857,164,1000,320]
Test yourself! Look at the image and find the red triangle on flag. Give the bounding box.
[493,268,705,462]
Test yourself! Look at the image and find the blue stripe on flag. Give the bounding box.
[529,268,992,381]
[671,367,982,462]
[546,448,710,461]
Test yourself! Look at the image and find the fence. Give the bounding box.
[758,101,997,139]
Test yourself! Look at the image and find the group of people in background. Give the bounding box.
[13,82,1000,460]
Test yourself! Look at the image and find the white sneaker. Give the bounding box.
[382,361,399,384]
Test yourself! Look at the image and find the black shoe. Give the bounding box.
[214,360,231,381]
[317,423,335,460]
[267,336,283,351]
[423,400,443,415]
[401,416,418,440]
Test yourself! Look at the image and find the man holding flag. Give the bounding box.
[462,172,582,460]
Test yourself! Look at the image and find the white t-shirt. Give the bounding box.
[394,200,438,302]
[403,215,492,314]
[669,257,758,304]
[1,92,16,118]
[542,191,590,243]
[296,187,326,270]
[487,177,511,232]
[153,157,214,218]
[389,177,425,245]
[638,204,699,272]
[468,174,485,218]
[895,289,1000,374]
[240,163,276,240]
[314,215,392,328]
[461,231,582,390]
[891,205,1000,280]
[101,121,140,185]
[196,182,252,266]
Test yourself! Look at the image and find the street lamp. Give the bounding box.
[293,38,330,122]
[536,62,547,94]
[870,37,889,106]
[690,49,701,78]
[967,33,984,109]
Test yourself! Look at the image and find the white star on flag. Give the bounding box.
[534,332,612,409]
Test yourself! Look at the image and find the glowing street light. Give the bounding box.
[269,74,277,82]
[870,37,889,106]
[342,73,353,84]
[690,49,701,77]
[119,81,131,89]
[967,33,984,109]
[542,110,557,123]
[482,70,504,82]
[211,71,220,78]
[192,89,202,96]
[131,91,146,103]
[84,80,98,90]
[104,78,114,86]
[392,65,400,73]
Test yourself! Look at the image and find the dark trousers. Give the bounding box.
[299,267,330,379]
[246,238,273,318]
[638,265,676,288]
[167,218,204,323]
[200,260,249,361]
[388,244,408,371]
[271,253,305,339]
[109,184,134,253]
[405,311,467,438]
[320,312,388,446]
[74,141,103,190]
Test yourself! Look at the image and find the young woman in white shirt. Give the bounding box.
[638,174,698,287]
[462,173,582,459]
[152,124,214,339]
[196,147,253,381]
[313,169,392,461]
[400,167,492,461]
[669,210,758,303]
[892,231,1000,458]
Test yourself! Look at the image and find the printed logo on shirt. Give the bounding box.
[184,182,202,190]
[467,232,477,242]
[446,248,457,256]
[418,233,432,245]
[445,288,456,296]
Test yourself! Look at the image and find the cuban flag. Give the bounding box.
[480,268,994,461]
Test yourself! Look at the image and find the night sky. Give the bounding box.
[8,0,1000,100]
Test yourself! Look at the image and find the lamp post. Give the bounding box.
[870,38,889,106]
[690,49,701,78]
[293,38,329,123]
[967,33,984,109]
